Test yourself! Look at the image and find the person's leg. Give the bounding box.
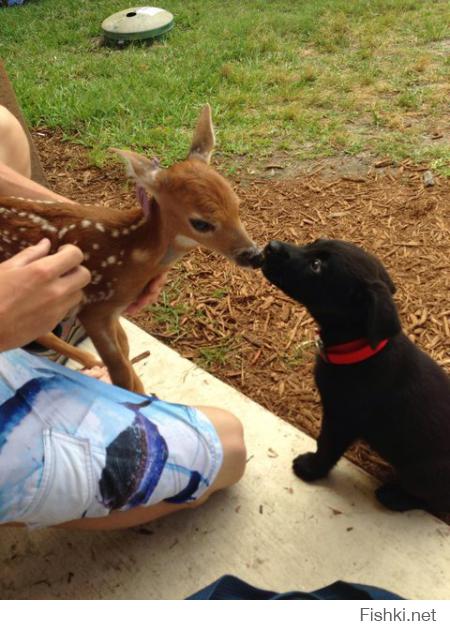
[56,405,246,530]
[0,104,31,177]
[2,407,246,530]
[0,108,89,363]
[0,350,247,530]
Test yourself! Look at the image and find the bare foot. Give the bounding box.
[79,365,112,384]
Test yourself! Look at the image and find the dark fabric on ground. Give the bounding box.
[187,575,403,600]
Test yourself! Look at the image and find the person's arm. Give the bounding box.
[0,239,91,351]
[0,161,72,203]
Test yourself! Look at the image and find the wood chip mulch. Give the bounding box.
[33,131,450,488]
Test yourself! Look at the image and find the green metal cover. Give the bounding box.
[102,6,174,42]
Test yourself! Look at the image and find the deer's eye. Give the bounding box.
[310,258,322,274]
[189,219,215,233]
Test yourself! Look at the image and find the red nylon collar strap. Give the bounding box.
[318,337,389,365]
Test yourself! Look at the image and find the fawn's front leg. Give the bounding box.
[79,310,144,393]
[114,318,146,393]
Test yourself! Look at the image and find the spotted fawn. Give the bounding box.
[0,106,261,392]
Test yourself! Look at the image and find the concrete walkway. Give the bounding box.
[0,320,448,599]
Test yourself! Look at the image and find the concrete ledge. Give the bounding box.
[0,319,448,599]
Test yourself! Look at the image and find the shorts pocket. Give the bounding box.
[23,429,95,527]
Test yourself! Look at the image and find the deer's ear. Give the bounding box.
[188,104,215,164]
[111,148,161,191]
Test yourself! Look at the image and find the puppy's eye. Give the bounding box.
[189,219,215,233]
[310,258,322,274]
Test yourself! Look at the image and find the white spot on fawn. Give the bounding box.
[92,243,100,250]
[81,220,92,228]
[130,217,146,231]
[86,288,115,304]
[43,224,57,233]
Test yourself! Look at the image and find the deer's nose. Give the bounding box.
[234,246,264,268]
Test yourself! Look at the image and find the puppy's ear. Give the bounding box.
[366,281,401,348]
[379,266,397,295]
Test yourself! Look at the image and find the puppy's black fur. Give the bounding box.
[262,239,450,512]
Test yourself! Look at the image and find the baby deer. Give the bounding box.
[0,105,261,392]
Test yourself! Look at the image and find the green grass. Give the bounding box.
[151,300,187,336]
[283,341,316,369]
[148,279,188,336]
[198,342,236,370]
[1,0,449,170]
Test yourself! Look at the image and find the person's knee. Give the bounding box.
[219,409,246,484]
[196,405,247,489]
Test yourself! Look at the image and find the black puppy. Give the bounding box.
[262,239,450,512]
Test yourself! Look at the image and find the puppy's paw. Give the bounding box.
[292,452,327,482]
[375,483,427,512]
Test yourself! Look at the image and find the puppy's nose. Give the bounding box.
[264,240,289,260]
[235,246,264,268]
[266,240,283,255]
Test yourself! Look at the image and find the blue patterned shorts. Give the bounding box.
[0,350,223,527]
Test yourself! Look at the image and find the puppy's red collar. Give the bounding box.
[318,337,389,365]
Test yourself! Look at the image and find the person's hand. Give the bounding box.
[0,238,91,352]
[124,272,168,315]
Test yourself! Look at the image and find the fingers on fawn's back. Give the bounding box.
[30,245,86,282]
